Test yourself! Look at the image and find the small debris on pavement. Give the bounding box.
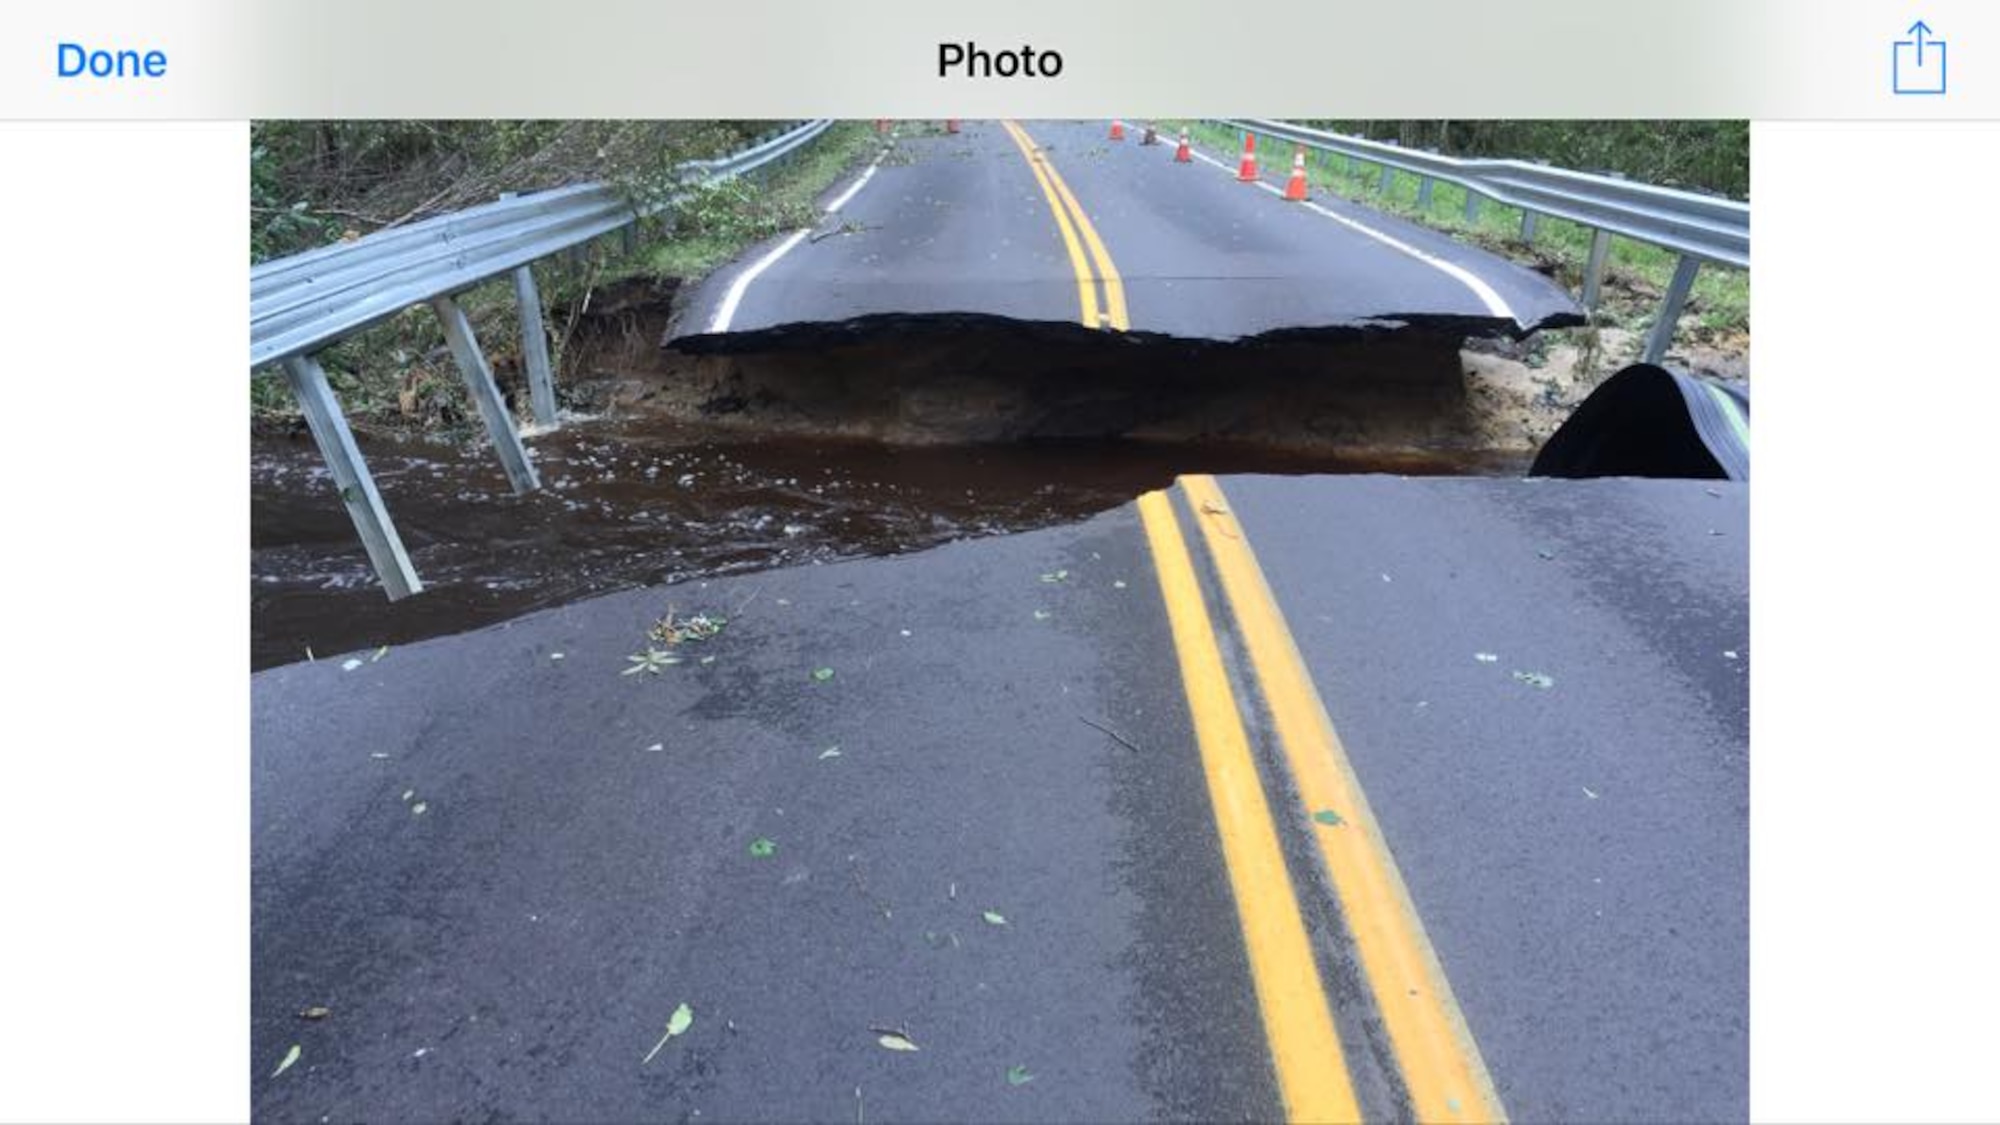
[1007,1065,1036,1086]
[811,667,835,682]
[1474,652,1499,663]
[749,837,777,858]
[623,649,680,676]
[1312,809,1345,826]
[340,658,363,672]
[650,608,727,646]
[982,910,1007,926]
[1582,786,1600,799]
[643,1002,694,1064]
[818,746,842,760]
[298,1006,331,1020]
[271,1044,301,1078]
[1513,671,1556,690]
[872,1027,920,1052]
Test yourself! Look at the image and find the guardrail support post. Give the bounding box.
[279,354,422,600]
[1519,210,1539,244]
[1582,228,1613,310]
[1463,189,1482,224]
[431,294,542,494]
[498,192,560,429]
[1642,255,1702,365]
[1417,176,1435,210]
[510,264,559,428]
[1378,163,1394,195]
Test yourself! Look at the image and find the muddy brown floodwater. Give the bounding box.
[251,418,1524,670]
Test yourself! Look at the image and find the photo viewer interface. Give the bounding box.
[3,3,1996,1123]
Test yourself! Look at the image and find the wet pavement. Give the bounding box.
[252,474,1746,1123]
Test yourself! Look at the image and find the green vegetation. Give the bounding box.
[1174,120,1749,345]
[251,121,880,429]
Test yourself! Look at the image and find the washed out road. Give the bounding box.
[670,120,1581,348]
[252,474,1747,1122]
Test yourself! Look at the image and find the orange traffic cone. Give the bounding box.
[1174,129,1193,163]
[1109,119,1126,141]
[945,119,960,135]
[1284,147,1309,201]
[1236,133,1258,181]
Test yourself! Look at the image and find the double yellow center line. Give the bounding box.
[1142,475,1509,1124]
[997,118,1499,1122]
[1000,120,1129,331]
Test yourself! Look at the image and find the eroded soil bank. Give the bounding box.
[255,290,1613,667]
[553,281,1596,456]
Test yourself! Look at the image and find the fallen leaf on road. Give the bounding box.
[1113,580,1127,589]
[874,1030,920,1052]
[1007,1065,1035,1086]
[401,789,414,802]
[1474,652,1499,663]
[812,667,835,682]
[299,1006,331,1020]
[550,652,565,660]
[411,802,428,815]
[645,743,665,753]
[819,747,842,760]
[1312,809,1345,826]
[371,646,389,662]
[271,1044,300,1078]
[1582,786,1600,799]
[341,658,363,671]
[643,1002,694,1064]
[1039,569,1069,583]
[1512,671,1555,690]
[1032,609,1052,621]
[982,910,1007,926]
[749,837,777,858]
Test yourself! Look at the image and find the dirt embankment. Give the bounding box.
[543,280,1703,459]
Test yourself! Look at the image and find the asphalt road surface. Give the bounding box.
[252,475,1746,1122]
[670,121,1581,349]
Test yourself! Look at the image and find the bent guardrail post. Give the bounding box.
[496,191,562,428]
[1642,255,1702,365]
[495,192,560,428]
[279,354,422,600]
[1583,228,1613,311]
[431,294,541,493]
[511,263,558,428]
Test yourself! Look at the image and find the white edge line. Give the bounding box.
[1186,143,1518,324]
[707,152,886,334]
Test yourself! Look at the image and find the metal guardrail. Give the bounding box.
[250,119,837,601]
[251,119,832,371]
[1214,119,1749,364]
